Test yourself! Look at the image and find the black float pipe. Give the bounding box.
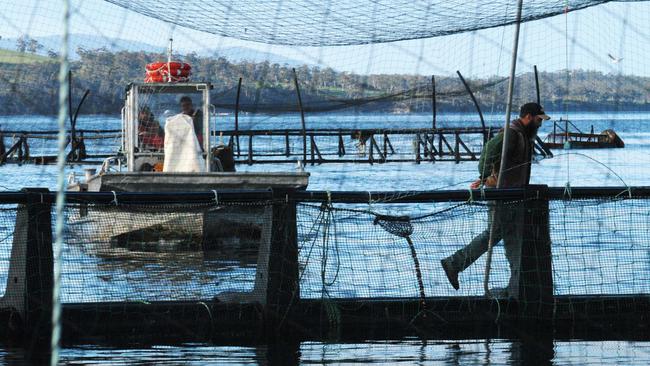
[1,186,649,205]
[534,65,541,105]
[292,68,307,164]
[456,70,486,142]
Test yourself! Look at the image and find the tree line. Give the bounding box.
[0,47,648,115]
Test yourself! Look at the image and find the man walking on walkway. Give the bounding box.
[440,102,550,298]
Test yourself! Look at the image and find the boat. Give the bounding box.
[67,58,308,257]
[544,118,624,149]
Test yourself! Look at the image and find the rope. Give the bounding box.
[51,1,71,363]
[196,301,213,335]
[111,191,119,206]
[564,182,572,200]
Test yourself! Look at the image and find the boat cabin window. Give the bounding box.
[125,84,211,172]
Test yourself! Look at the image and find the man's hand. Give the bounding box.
[470,179,482,189]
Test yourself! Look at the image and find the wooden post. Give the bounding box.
[454,132,460,163]
[432,75,437,130]
[0,132,5,159]
[248,135,253,165]
[368,135,374,165]
[518,185,553,321]
[235,77,242,157]
[427,134,436,162]
[23,136,29,162]
[415,133,421,164]
[285,130,290,157]
[0,189,53,356]
[422,133,430,158]
[79,131,87,160]
[310,134,315,166]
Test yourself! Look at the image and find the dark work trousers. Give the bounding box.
[442,201,524,298]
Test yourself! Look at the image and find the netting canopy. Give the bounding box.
[103,0,629,46]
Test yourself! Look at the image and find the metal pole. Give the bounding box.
[484,0,524,297]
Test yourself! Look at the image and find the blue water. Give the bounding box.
[1,112,650,364]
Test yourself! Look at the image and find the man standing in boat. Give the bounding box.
[138,106,164,151]
[440,102,550,298]
[180,96,203,146]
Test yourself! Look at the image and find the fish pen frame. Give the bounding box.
[0,187,648,349]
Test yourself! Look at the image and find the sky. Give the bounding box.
[0,0,648,77]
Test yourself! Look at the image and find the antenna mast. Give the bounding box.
[167,38,173,83]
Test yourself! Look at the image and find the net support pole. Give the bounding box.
[264,189,300,337]
[519,185,553,321]
[484,0,523,297]
[496,0,523,188]
[292,69,307,164]
[534,65,541,105]
[456,70,486,142]
[0,189,53,359]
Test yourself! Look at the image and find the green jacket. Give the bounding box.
[478,120,533,188]
[478,131,504,180]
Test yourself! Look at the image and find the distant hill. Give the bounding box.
[0,49,51,64]
[0,34,306,65]
[0,47,647,115]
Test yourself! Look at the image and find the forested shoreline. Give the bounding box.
[1,48,648,115]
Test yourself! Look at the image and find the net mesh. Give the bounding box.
[60,201,270,302]
[1,195,648,305]
[1,0,650,361]
[103,0,620,46]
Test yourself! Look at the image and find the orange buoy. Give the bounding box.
[144,62,192,83]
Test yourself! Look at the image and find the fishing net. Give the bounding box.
[1,0,650,362]
[103,0,620,46]
[0,192,647,305]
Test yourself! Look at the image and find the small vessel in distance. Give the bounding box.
[544,118,624,149]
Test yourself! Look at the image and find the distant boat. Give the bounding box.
[545,118,624,149]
